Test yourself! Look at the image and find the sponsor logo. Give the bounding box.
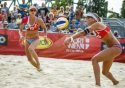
[0,36,6,43]
[0,35,8,45]
[37,36,53,49]
[66,37,90,53]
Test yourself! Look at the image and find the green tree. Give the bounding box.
[67,0,73,6]
[77,0,84,6]
[52,0,73,9]
[108,10,120,18]
[108,13,120,18]
[77,0,86,9]
[86,0,108,17]
[121,0,125,18]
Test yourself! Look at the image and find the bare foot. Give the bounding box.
[95,85,101,88]
[96,83,101,86]
[113,81,119,85]
[36,65,42,72]
[37,68,42,72]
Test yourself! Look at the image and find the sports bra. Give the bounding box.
[21,16,39,31]
[95,26,110,39]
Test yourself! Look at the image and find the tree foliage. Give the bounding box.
[121,0,125,18]
[86,0,108,17]
[108,10,120,18]
[77,0,86,9]
[52,0,73,9]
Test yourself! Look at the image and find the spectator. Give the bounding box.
[7,13,12,23]
[46,12,54,30]
[64,6,70,18]
[75,7,83,23]
[68,6,75,25]
[16,13,22,27]
[47,24,57,32]
[38,11,46,23]
[13,6,19,18]
[78,19,87,29]
[3,2,9,15]
[69,19,78,33]
[0,9,3,21]
[58,6,64,17]
[51,5,58,17]
[50,16,58,32]
[38,3,49,17]
[18,8,27,18]
[47,12,58,32]
[3,21,8,29]
[1,9,7,22]
[1,4,4,11]
[47,12,54,24]
[53,16,58,28]
[8,18,18,29]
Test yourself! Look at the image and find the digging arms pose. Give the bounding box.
[65,12,122,86]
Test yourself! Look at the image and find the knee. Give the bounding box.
[102,71,109,76]
[28,47,34,52]
[91,56,98,64]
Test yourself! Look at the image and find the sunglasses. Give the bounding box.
[30,9,36,12]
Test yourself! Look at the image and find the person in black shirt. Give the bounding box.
[38,3,49,17]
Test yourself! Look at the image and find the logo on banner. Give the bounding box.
[0,34,8,45]
[66,37,90,53]
[37,36,53,49]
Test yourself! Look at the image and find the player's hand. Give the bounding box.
[19,37,25,44]
[64,37,73,46]
[43,35,48,45]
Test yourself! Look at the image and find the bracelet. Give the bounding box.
[84,27,90,35]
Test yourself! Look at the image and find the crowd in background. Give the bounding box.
[0,2,87,34]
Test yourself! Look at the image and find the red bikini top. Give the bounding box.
[95,27,110,39]
[21,16,39,31]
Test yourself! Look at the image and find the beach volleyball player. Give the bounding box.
[65,12,122,86]
[19,5,48,71]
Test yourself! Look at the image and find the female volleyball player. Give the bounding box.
[19,5,47,71]
[65,12,122,86]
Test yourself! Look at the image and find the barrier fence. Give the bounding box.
[0,29,125,63]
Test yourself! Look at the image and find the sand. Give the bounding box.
[0,55,125,88]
